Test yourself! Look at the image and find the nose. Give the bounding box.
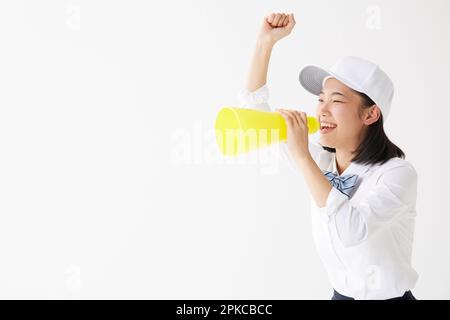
[317,99,332,119]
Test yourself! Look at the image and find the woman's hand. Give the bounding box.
[276,109,311,163]
[258,13,296,46]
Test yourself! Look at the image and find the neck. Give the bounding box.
[334,132,365,175]
[335,149,354,175]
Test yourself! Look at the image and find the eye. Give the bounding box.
[333,100,344,103]
[318,98,324,103]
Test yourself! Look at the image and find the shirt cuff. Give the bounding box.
[237,84,271,112]
[326,187,349,218]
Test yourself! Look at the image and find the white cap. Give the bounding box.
[299,56,394,120]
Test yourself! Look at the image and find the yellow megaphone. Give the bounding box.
[215,107,320,156]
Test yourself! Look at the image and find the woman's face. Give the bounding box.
[316,77,377,151]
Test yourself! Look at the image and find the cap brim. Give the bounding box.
[299,65,331,95]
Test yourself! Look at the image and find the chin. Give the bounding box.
[319,137,334,149]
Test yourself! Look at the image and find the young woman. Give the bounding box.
[238,13,418,300]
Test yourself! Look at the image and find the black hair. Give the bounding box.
[321,91,405,166]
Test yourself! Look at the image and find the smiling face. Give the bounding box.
[316,77,380,151]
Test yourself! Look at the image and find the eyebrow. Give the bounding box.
[319,90,346,98]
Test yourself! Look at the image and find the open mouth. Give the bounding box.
[320,123,337,134]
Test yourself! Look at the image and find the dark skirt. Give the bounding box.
[332,289,416,300]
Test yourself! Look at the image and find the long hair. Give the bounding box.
[322,91,405,166]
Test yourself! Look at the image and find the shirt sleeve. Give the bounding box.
[237,84,325,166]
[237,84,272,112]
[325,163,418,248]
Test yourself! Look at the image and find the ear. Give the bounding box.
[363,105,381,125]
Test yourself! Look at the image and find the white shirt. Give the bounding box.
[237,84,419,299]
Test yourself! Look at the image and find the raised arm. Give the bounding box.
[238,13,327,169]
[246,13,296,91]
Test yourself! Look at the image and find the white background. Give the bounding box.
[0,0,449,299]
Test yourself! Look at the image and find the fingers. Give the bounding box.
[267,13,275,24]
[294,111,308,132]
[277,109,294,129]
[266,13,293,27]
[277,109,306,128]
[271,13,284,27]
[277,109,300,127]
[283,14,291,27]
[279,14,289,27]
[290,110,302,127]
[292,111,302,127]
[300,111,307,124]
[286,13,296,31]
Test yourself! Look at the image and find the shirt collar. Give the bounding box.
[329,152,372,177]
